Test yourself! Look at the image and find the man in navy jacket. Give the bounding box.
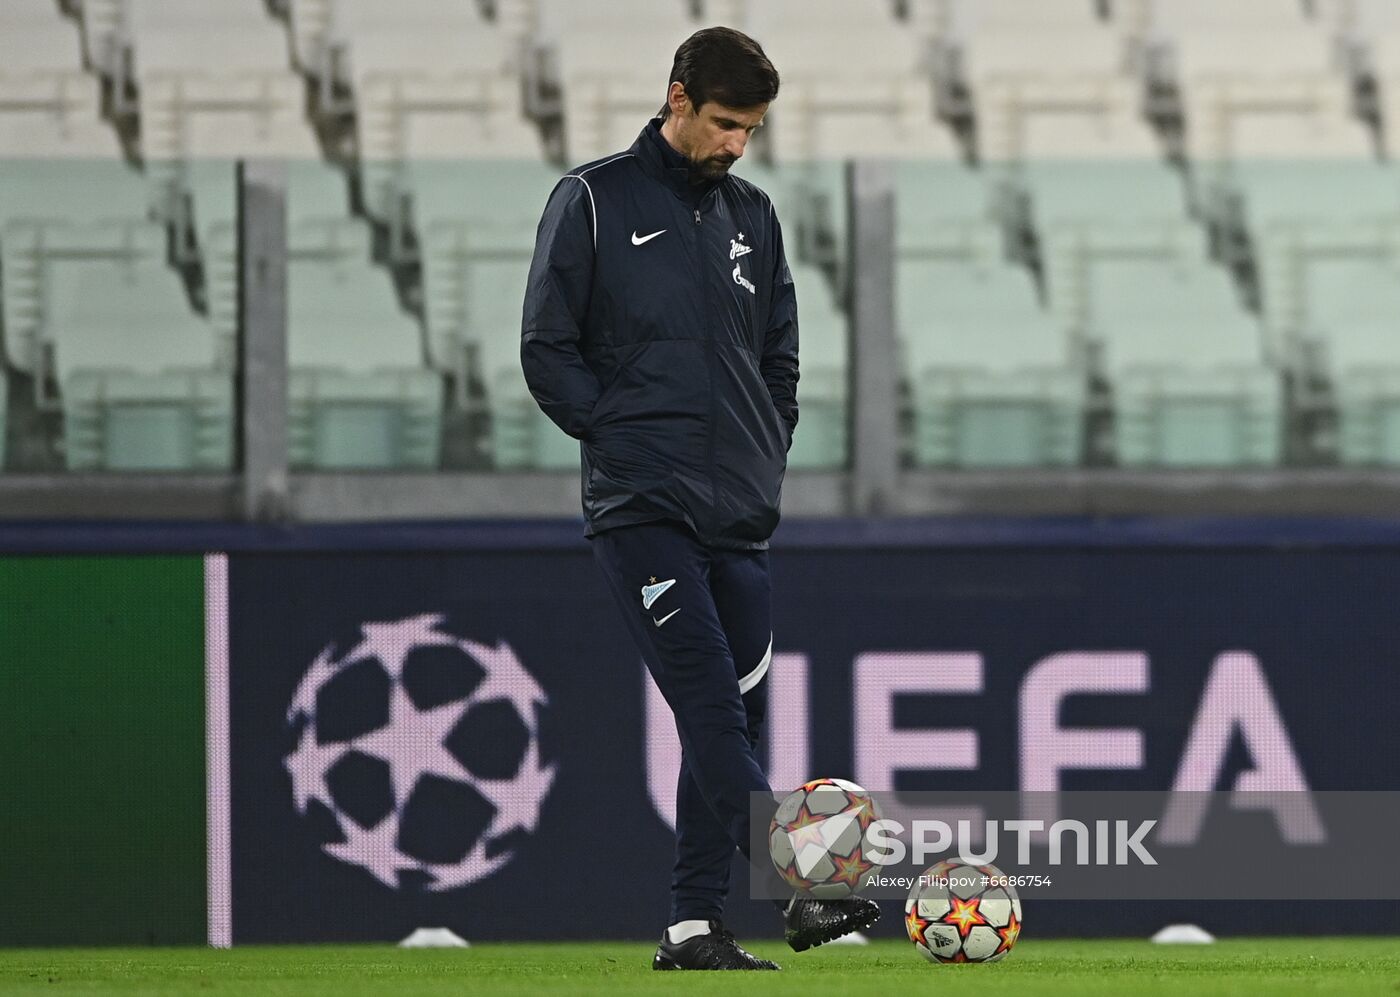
[522,26,876,970]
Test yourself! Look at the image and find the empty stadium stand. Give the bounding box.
[1318,256,1400,464]
[11,217,231,471]
[321,0,542,221]
[284,162,443,470]
[407,160,568,469]
[1222,161,1400,365]
[1091,253,1282,466]
[896,162,1087,467]
[124,0,318,206]
[758,26,959,161]
[0,0,118,158]
[2,0,1398,475]
[954,0,1145,164]
[543,0,722,162]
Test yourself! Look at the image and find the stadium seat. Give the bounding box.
[550,2,769,162]
[126,0,319,201]
[0,161,152,376]
[786,264,848,470]
[326,0,540,219]
[12,220,234,471]
[1089,256,1281,466]
[896,163,1085,467]
[895,160,1000,232]
[128,0,291,75]
[283,163,443,469]
[952,0,1104,32]
[1173,27,1337,79]
[193,162,441,470]
[64,369,233,472]
[407,159,562,469]
[0,158,149,232]
[744,0,901,34]
[63,369,231,471]
[758,29,960,160]
[0,0,120,157]
[290,0,538,77]
[179,161,240,361]
[555,25,687,164]
[961,23,1127,79]
[411,158,556,366]
[288,368,443,470]
[1367,34,1400,159]
[287,218,445,470]
[897,239,1086,468]
[1167,28,1369,173]
[1310,257,1400,464]
[1023,159,1187,229]
[1224,161,1400,364]
[957,17,1148,163]
[1024,158,1192,340]
[488,365,581,470]
[1143,0,1309,31]
[1314,0,1400,37]
[979,91,1158,164]
[201,162,351,375]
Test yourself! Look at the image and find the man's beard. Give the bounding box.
[689,154,736,182]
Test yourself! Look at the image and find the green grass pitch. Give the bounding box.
[1,939,1399,995]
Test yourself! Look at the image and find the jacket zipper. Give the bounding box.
[697,199,718,545]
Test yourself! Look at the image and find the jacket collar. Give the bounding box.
[629,118,721,204]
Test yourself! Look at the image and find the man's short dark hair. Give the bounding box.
[659,26,780,119]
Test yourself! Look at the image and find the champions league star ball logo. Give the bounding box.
[283,614,555,891]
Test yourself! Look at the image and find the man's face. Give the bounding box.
[670,95,768,180]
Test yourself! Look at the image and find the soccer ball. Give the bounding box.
[905,859,1022,963]
[283,613,555,892]
[768,777,882,899]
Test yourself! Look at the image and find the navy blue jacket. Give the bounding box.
[521,122,799,550]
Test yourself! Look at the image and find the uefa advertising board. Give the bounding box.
[212,527,1400,945]
[4,523,1400,946]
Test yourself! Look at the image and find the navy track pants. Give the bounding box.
[592,521,775,923]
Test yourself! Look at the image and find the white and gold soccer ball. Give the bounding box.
[905,859,1023,963]
[768,777,882,899]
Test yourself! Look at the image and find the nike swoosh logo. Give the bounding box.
[653,608,681,628]
[631,229,666,246]
[641,578,676,609]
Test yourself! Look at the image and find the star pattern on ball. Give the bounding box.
[905,906,933,948]
[854,800,878,832]
[831,850,873,889]
[777,861,808,891]
[941,896,988,939]
[996,912,1022,955]
[784,804,829,854]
